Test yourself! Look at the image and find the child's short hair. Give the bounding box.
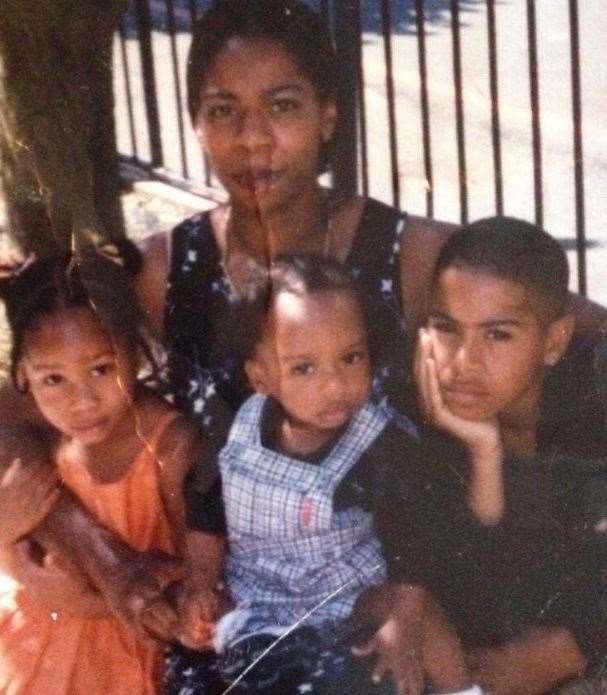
[0,239,148,390]
[432,216,570,322]
[231,254,372,362]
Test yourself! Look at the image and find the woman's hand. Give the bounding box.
[10,538,107,618]
[177,584,219,650]
[94,548,184,642]
[0,457,60,545]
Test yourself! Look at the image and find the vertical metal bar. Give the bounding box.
[526,0,543,227]
[380,0,400,207]
[118,20,139,161]
[414,0,434,218]
[450,0,468,224]
[486,0,503,215]
[332,1,360,197]
[165,0,189,178]
[353,0,368,196]
[568,0,586,295]
[134,0,164,167]
[187,0,198,25]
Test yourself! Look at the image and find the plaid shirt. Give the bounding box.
[216,394,392,650]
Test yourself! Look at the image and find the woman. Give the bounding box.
[135,0,457,439]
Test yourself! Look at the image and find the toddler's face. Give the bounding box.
[247,289,371,437]
[18,307,138,446]
[427,267,569,427]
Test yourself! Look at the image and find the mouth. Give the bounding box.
[442,384,488,408]
[316,403,353,428]
[233,169,282,194]
[71,419,108,436]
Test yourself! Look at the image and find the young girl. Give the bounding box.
[0,246,204,694]
[168,255,482,695]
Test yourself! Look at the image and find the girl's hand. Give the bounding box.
[0,458,60,544]
[416,330,501,453]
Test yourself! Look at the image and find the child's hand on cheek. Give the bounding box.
[417,329,505,525]
[416,329,501,453]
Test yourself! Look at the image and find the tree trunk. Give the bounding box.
[0,0,126,255]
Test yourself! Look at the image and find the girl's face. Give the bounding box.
[194,37,337,215]
[427,267,572,426]
[19,307,138,446]
[246,289,371,440]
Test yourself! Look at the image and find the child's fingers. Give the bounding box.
[350,637,376,658]
[371,653,388,685]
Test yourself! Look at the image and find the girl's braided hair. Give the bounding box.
[0,239,154,391]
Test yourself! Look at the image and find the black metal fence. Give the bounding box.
[113,0,603,297]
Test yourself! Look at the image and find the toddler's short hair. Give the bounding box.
[432,216,570,322]
[231,254,371,361]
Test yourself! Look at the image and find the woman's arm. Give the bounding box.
[134,232,169,340]
[3,537,109,619]
[398,215,457,333]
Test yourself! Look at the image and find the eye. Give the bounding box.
[270,98,300,114]
[291,363,313,377]
[429,317,457,334]
[91,361,115,377]
[343,350,367,366]
[486,328,513,342]
[42,374,64,387]
[204,102,236,121]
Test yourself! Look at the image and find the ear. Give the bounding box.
[543,313,575,367]
[244,358,269,394]
[320,98,338,144]
[14,364,29,394]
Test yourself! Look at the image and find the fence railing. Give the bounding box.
[113,0,605,299]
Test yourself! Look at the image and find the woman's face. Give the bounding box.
[194,37,337,215]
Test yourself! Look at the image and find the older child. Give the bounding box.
[0,248,204,694]
[168,256,482,695]
[368,218,607,694]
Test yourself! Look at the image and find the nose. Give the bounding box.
[451,334,484,374]
[236,108,274,151]
[319,365,347,400]
[69,382,100,411]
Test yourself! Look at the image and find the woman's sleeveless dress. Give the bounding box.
[164,198,411,440]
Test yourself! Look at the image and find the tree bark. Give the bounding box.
[0,0,127,255]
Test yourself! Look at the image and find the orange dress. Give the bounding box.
[0,411,179,695]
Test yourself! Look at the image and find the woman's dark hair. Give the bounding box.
[231,254,377,363]
[0,238,150,391]
[432,216,570,321]
[187,0,340,123]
